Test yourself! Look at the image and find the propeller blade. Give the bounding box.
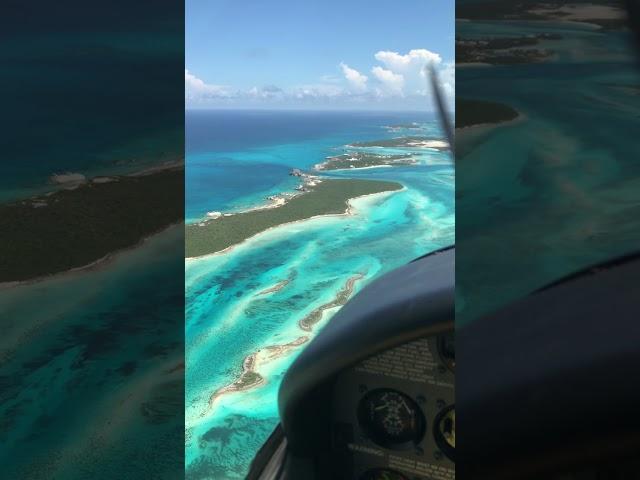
[427,64,454,160]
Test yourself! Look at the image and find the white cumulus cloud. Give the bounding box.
[371,67,404,95]
[374,49,442,72]
[340,62,368,92]
[291,83,346,99]
[185,46,452,110]
[185,69,233,102]
[248,85,285,100]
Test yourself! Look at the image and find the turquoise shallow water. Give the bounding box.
[185,112,454,479]
[0,227,184,479]
[457,17,640,324]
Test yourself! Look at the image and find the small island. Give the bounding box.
[457,0,627,29]
[299,273,365,331]
[348,136,449,150]
[255,278,291,296]
[315,152,416,171]
[385,123,424,131]
[185,178,402,258]
[528,2,628,29]
[0,164,184,284]
[456,34,561,65]
[205,353,264,412]
[204,336,309,412]
[456,98,520,129]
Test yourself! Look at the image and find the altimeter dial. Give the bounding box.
[357,389,426,448]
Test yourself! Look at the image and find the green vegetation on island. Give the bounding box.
[457,0,545,21]
[206,353,264,411]
[349,136,448,149]
[185,178,402,258]
[457,0,627,30]
[456,98,520,129]
[235,370,263,389]
[0,167,184,283]
[205,336,309,411]
[316,152,416,171]
[456,34,561,65]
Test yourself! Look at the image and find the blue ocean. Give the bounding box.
[1,29,182,203]
[185,110,454,479]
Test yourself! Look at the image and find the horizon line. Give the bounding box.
[185,107,451,114]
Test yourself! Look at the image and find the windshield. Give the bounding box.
[456,0,640,325]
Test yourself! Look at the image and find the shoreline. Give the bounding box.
[126,158,185,177]
[455,113,527,158]
[0,222,182,292]
[456,111,526,133]
[322,164,396,172]
[189,171,319,225]
[456,98,522,130]
[314,152,418,172]
[185,179,403,259]
[204,353,264,414]
[5,156,185,205]
[346,138,449,151]
[200,272,367,414]
[199,272,367,415]
[203,336,310,414]
[185,186,404,261]
[255,279,291,296]
[299,273,365,331]
[0,165,184,285]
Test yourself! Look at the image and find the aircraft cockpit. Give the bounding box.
[248,247,455,480]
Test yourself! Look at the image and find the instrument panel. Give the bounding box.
[331,332,455,480]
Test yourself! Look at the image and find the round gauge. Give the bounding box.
[357,388,426,448]
[437,331,455,372]
[434,404,455,460]
[360,468,410,480]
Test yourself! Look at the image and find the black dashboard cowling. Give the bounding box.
[458,252,640,479]
[278,246,455,457]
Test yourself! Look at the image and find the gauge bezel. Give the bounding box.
[433,404,455,461]
[357,388,427,450]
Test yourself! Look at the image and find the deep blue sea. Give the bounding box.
[1,27,183,203]
[185,110,454,479]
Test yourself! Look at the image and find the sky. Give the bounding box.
[186,0,454,111]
